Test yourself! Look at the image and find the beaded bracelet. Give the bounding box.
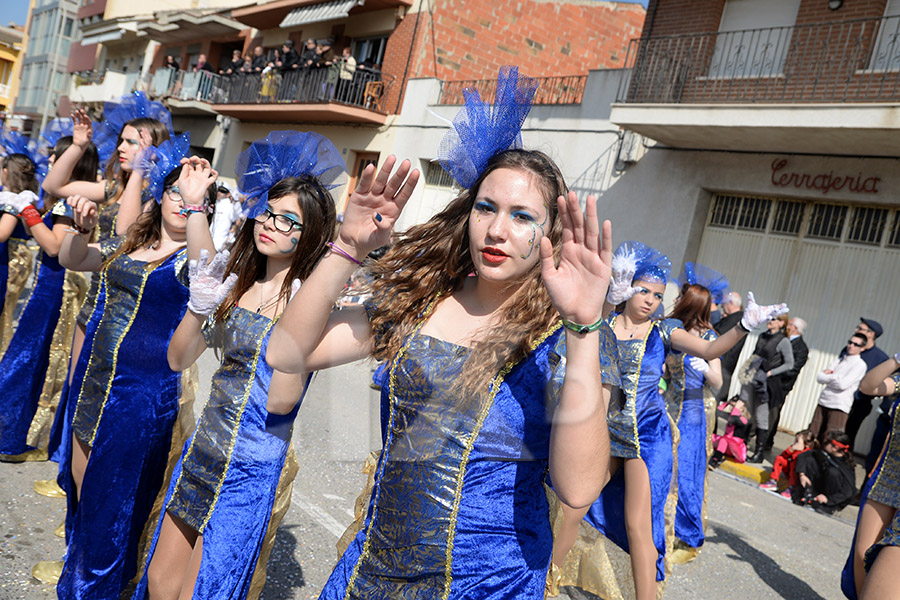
[326,241,362,266]
[561,317,605,335]
[180,204,213,217]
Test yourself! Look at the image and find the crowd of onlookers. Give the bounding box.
[707,291,892,515]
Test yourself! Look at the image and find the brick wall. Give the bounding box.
[381,0,645,112]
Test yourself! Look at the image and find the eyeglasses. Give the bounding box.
[847,340,865,348]
[254,206,303,233]
[164,186,183,203]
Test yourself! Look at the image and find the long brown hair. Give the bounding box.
[668,283,712,333]
[368,149,568,396]
[104,117,170,203]
[2,154,38,195]
[214,176,337,322]
[105,167,216,268]
[47,136,100,213]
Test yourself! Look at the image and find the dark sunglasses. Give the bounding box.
[847,340,865,348]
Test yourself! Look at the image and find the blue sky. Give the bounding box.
[6,0,30,27]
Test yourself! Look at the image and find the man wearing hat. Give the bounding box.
[844,317,889,449]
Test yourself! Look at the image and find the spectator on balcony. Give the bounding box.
[300,38,319,69]
[194,53,214,74]
[248,46,267,73]
[336,47,357,101]
[164,55,180,71]
[220,50,244,76]
[278,40,300,72]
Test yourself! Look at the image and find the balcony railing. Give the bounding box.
[439,74,587,105]
[617,15,900,104]
[150,67,393,112]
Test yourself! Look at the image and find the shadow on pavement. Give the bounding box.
[707,522,825,600]
[261,524,306,598]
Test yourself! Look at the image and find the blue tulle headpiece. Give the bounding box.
[437,66,538,189]
[135,133,191,202]
[615,240,671,284]
[676,262,730,304]
[94,91,174,165]
[0,129,50,184]
[234,130,348,218]
[39,118,74,152]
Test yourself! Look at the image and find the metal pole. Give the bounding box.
[38,1,70,134]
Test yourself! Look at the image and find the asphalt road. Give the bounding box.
[0,353,857,599]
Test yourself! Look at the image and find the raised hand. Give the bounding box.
[139,128,153,149]
[187,248,237,315]
[740,291,789,330]
[68,195,99,231]
[540,192,611,327]
[606,246,642,305]
[337,155,419,257]
[72,109,93,148]
[177,156,218,206]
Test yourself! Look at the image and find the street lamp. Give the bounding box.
[828,0,843,10]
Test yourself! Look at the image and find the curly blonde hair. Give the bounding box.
[368,149,568,397]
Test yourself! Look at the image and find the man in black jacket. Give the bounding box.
[845,318,889,449]
[763,317,809,450]
[714,291,745,405]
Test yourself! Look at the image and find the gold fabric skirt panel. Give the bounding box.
[26,271,89,451]
[336,450,380,560]
[0,240,34,353]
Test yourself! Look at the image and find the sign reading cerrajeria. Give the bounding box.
[770,158,881,195]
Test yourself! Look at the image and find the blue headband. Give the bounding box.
[437,66,538,189]
[0,129,50,185]
[614,240,671,284]
[234,130,347,218]
[135,133,191,202]
[93,91,174,165]
[676,262,730,304]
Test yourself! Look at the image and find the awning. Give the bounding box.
[280,0,364,28]
[81,30,125,45]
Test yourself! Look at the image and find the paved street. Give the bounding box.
[1,354,857,599]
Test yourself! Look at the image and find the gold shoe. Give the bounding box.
[670,545,701,565]
[34,479,66,498]
[54,521,65,538]
[0,448,48,463]
[32,560,63,584]
[545,562,562,598]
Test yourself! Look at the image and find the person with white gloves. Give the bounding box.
[133,131,343,600]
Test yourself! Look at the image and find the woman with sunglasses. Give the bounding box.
[56,137,217,598]
[132,132,341,600]
[807,332,868,442]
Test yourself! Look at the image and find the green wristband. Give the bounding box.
[561,317,605,335]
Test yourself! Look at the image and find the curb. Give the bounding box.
[717,459,770,484]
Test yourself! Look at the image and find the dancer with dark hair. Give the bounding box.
[56,135,216,598]
[268,67,620,599]
[132,132,343,600]
[664,263,727,564]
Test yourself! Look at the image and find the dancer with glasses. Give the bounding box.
[807,332,869,443]
[131,131,342,600]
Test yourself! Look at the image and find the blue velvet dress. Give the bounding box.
[320,318,620,600]
[841,373,900,599]
[57,239,190,599]
[0,207,66,455]
[131,307,307,600]
[48,199,120,464]
[581,316,683,582]
[664,329,717,549]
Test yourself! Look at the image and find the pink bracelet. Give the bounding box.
[327,242,362,266]
[180,204,213,216]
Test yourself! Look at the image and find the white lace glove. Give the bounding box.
[740,291,789,331]
[187,249,237,316]
[606,248,642,305]
[0,190,38,215]
[290,278,301,300]
[688,356,710,374]
[894,352,900,364]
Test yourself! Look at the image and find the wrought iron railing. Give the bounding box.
[617,15,900,104]
[149,67,392,112]
[439,74,587,105]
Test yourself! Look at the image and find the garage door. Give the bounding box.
[695,192,900,452]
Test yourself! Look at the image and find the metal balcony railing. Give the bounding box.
[439,74,587,105]
[617,14,900,104]
[149,67,392,112]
